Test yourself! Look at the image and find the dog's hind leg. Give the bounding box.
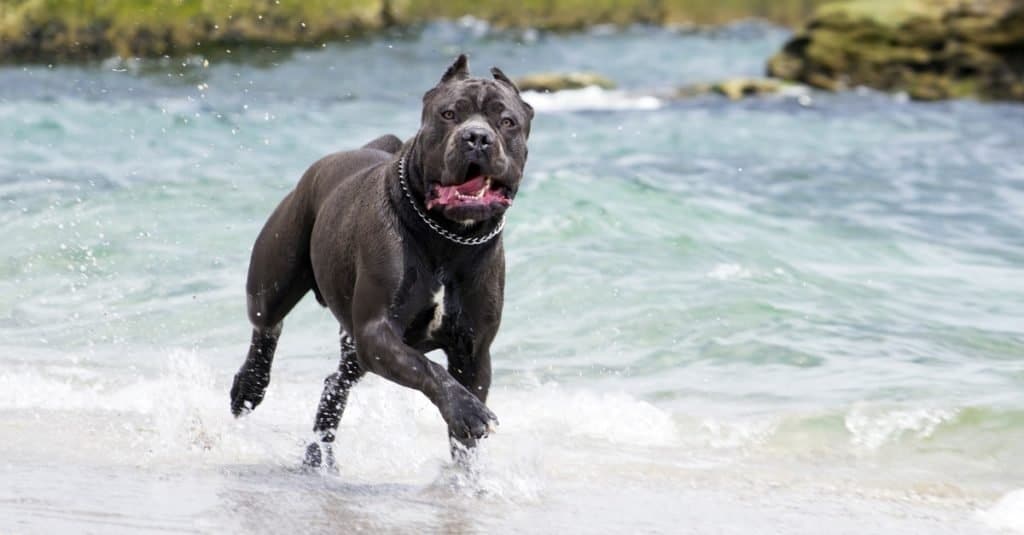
[304,332,366,468]
[231,189,315,417]
[230,323,283,416]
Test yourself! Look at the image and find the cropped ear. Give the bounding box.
[440,54,470,84]
[492,67,533,118]
[490,67,520,94]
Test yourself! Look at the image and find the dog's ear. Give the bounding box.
[522,100,535,120]
[492,67,534,119]
[490,67,520,94]
[440,54,470,84]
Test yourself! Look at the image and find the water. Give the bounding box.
[2,21,1024,534]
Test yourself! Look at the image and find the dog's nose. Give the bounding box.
[461,128,492,154]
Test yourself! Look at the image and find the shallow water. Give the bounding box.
[2,21,1023,534]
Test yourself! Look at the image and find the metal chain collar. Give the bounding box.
[398,156,505,246]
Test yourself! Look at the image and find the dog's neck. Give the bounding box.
[388,140,504,252]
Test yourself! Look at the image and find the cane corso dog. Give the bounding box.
[229,55,533,466]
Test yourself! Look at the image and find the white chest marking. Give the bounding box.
[428,285,446,336]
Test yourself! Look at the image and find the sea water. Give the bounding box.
[2,21,1023,534]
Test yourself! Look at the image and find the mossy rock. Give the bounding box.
[675,82,714,98]
[0,0,387,61]
[766,0,1024,101]
[0,0,843,62]
[387,0,664,30]
[515,72,616,92]
[676,77,794,100]
[713,77,783,99]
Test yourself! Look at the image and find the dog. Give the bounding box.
[229,54,534,466]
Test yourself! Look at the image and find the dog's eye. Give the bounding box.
[441,110,456,120]
[500,117,516,128]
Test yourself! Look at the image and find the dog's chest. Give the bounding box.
[427,284,446,337]
[396,267,472,351]
[401,278,457,346]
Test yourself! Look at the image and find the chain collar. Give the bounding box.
[397,156,505,246]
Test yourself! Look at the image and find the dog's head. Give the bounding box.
[413,54,534,224]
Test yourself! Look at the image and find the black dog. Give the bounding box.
[229,55,533,466]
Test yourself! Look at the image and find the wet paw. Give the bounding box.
[444,388,499,442]
[229,366,269,417]
[303,442,337,472]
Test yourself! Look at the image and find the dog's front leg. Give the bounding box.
[447,344,493,461]
[354,317,497,442]
[351,275,497,442]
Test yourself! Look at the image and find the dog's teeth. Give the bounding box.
[473,178,489,198]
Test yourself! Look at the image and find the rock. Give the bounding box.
[675,77,789,99]
[766,0,1024,101]
[515,72,616,92]
[675,82,715,98]
[713,77,784,99]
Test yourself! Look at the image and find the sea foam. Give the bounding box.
[522,87,662,113]
[979,489,1024,533]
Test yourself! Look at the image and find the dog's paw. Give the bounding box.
[442,387,499,441]
[229,367,270,417]
[303,441,337,472]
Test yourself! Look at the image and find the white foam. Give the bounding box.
[500,386,678,447]
[522,86,663,113]
[697,417,777,450]
[706,263,752,280]
[844,404,958,452]
[5,351,1009,515]
[979,489,1024,533]
[0,351,685,502]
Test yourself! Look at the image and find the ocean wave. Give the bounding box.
[844,404,959,452]
[3,351,1023,509]
[0,352,680,502]
[6,354,1024,457]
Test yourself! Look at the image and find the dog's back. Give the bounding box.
[242,135,400,333]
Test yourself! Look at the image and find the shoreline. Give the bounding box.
[0,18,783,67]
[0,0,829,63]
[0,439,1012,534]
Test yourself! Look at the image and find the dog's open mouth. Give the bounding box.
[426,164,512,210]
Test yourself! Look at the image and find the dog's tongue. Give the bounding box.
[429,176,487,208]
[453,175,487,194]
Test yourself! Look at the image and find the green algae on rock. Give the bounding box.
[390,0,831,29]
[0,0,838,62]
[766,0,1024,101]
[675,77,804,100]
[0,0,387,61]
[712,77,784,99]
[388,0,663,31]
[515,72,616,92]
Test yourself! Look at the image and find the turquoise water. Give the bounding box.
[2,22,1024,533]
